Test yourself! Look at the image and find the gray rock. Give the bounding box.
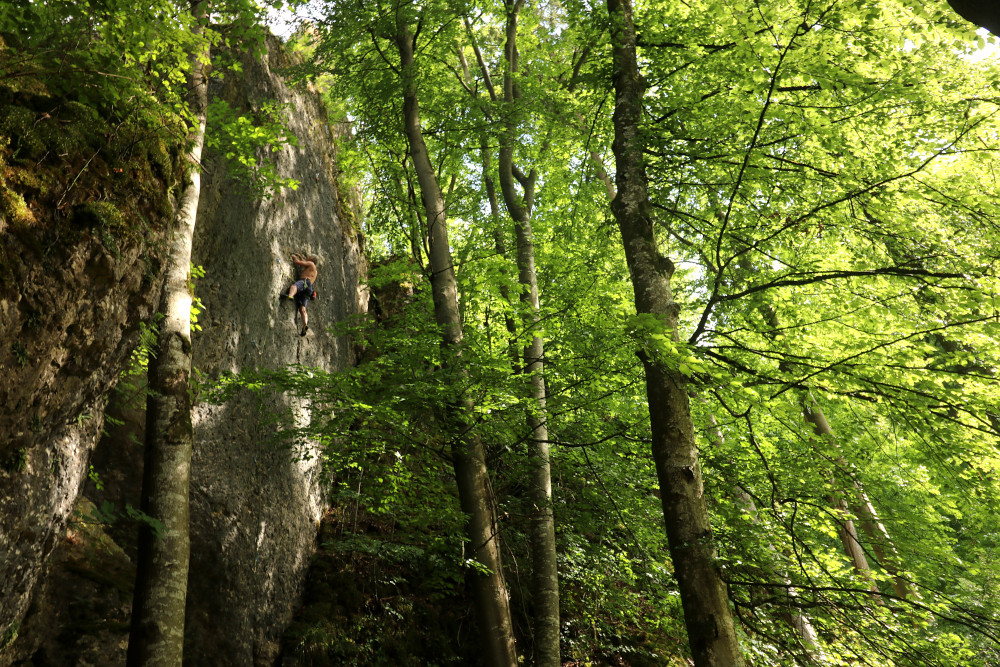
[184,35,366,666]
[0,229,168,665]
[0,33,365,667]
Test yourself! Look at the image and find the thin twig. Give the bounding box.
[56,149,100,208]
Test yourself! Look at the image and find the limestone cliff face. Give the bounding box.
[184,36,366,666]
[0,97,173,659]
[0,34,364,666]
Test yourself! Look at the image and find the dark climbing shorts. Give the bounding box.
[293,279,312,308]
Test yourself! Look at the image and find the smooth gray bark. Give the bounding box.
[496,4,560,664]
[704,413,821,656]
[394,23,519,667]
[127,2,208,664]
[606,0,744,664]
[849,484,918,601]
[800,395,878,593]
[801,392,917,600]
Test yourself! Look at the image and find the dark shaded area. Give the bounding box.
[947,0,1000,34]
[280,509,477,667]
[0,52,176,655]
[13,500,135,667]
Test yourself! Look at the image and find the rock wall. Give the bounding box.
[184,36,366,666]
[0,33,365,667]
[0,103,173,662]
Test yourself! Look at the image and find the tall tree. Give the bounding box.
[127,1,282,661]
[392,11,519,666]
[605,0,744,663]
[127,2,210,663]
[290,0,1000,661]
[495,2,561,662]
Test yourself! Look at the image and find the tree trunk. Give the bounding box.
[127,2,208,664]
[849,485,918,601]
[480,137,520,368]
[760,301,908,601]
[800,394,879,593]
[496,5,560,665]
[704,413,822,656]
[801,392,917,600]
[606,0,744,664]
[394,23,519,667]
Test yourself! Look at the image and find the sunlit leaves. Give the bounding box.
[271,0,1000,662]
[205,99,301,198]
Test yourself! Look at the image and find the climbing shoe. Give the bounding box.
[300,324,308,337]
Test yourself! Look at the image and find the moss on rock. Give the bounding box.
[0,182,34,227]
[0,106,44,160]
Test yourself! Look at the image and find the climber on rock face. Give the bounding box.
[284,253,318,336]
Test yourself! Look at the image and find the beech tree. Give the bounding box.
[477,2,561,661]
[12,0,1000,663]
[394,19,519,667]
[622,0,998,660]
[307,2,521,664]
[604,0,744,662]
[126,1,210,662]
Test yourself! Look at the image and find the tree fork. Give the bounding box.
[498,3,560,664]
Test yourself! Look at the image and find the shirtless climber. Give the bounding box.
[284,253,318,336]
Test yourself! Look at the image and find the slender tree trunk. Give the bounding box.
[509,213,559,667]
[704,413,822,656]
[800,394,879,593]
[496,5,560,664]
[849,485,918,600]
[394,23,518,667]
[801,392,917,600]
[480,137,521,369]
[606,0,743,664]
[127,2,208,664]
[759,301,894,597]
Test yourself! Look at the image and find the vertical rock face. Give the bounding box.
[0,33,361,667]
[0,198,169,663]
[184,36,366,666]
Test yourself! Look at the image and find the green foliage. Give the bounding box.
[189,264,207,332]
[88,465,105,492]
[1,447,27,474]
[0,620,19,653]
[80,499,167,542]
[123,316,162,379]
[284,522,475,666]
[10,341,27,368]
[205,99,301,199]
[13,0,991,663]
[288,0,1000,662]
[0,0,196,128]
